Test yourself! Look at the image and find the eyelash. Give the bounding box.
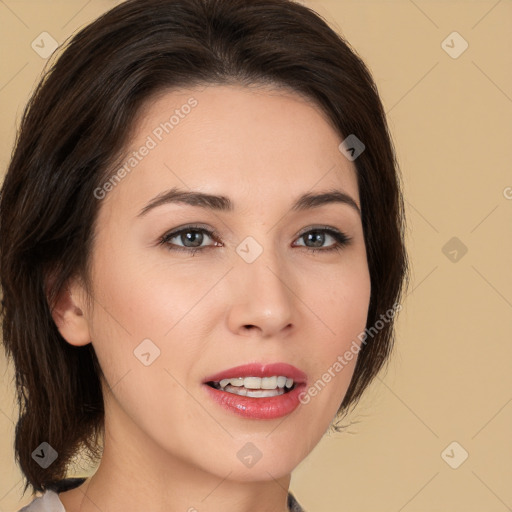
[158,224,352,256]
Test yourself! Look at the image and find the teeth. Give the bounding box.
[216,375,295,390]
[261,376,277,389]
[244,376,262,389]
[246,388,285,398]
[219,385,286,398]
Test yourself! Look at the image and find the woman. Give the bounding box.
[0,0,408,511]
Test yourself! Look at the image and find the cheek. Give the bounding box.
[85,255,198,435]
[309,255,371,346]
[88,246,186,337]
[301,259,371,405]
[83,244,164,385]
[85,242,218,393]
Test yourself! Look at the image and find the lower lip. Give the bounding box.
[202,382,306,420]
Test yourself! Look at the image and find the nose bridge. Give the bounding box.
[237,232,288,289]
[228,233,295,334]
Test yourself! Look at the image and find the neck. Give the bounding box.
[60,386,292,512]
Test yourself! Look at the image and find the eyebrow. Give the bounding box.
[136,186,361,218]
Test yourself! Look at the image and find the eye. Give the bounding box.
[293,227,352,254]
[158,225,352,255]
[158,225,221,256]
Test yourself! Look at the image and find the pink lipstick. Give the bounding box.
[202,362,307,420]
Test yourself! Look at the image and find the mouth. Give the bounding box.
[206,375,297,398]
[201,362,307,419]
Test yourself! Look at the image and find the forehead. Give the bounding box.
[99,84,360,218]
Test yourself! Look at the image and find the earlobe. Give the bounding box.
[49,277,92,347]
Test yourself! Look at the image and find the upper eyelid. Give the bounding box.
[164,225,221,241]
[163,224,344,236]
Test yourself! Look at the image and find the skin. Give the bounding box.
[53,84,371,512]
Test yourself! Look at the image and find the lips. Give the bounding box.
[202,362,307,385]
[202,362,308,419]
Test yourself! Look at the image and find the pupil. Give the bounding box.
[306,231,324,248]
[183,230,203,247]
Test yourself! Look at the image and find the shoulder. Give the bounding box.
[17,490,64,512]
[17,478,88,512]
[19,480,303,512]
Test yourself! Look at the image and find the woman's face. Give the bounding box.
[73,84,371,480]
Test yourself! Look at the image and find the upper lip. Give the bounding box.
[203,362,307,384]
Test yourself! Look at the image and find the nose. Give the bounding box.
[225,245,296,338]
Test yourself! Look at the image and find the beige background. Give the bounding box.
[1,1,511,511]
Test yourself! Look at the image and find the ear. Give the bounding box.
[48,275,92,347]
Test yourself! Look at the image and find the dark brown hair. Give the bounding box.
[0,0,408,496]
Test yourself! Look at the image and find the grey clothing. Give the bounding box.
[18,478,306,512]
